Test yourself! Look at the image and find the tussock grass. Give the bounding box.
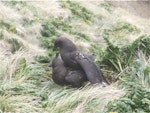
[133,51,150,87]
[43,84,125,113]
[0,49,46,112]
[105,52,150,113]
[0,47,124,112]
[0,1,149,113]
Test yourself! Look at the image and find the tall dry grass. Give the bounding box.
[0,1,149,113]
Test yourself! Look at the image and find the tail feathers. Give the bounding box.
[75,52,109,85]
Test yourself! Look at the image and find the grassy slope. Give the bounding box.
[0,1,149,113]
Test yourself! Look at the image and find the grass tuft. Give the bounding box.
[7,38,24,53]
[0,20,17,33]
[61,1,94,24]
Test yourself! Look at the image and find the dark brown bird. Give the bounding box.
[49,53,87,87]
[53,37,109,85]
[53,37,79,69]
[65,69,87,87]
[48,53,69,86]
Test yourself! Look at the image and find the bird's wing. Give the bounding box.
[68,51,95,66]
[75,52,109,85]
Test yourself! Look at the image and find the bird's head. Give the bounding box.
[53,37,77,51]
[53,38,62,51]
[48,53,59,67]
